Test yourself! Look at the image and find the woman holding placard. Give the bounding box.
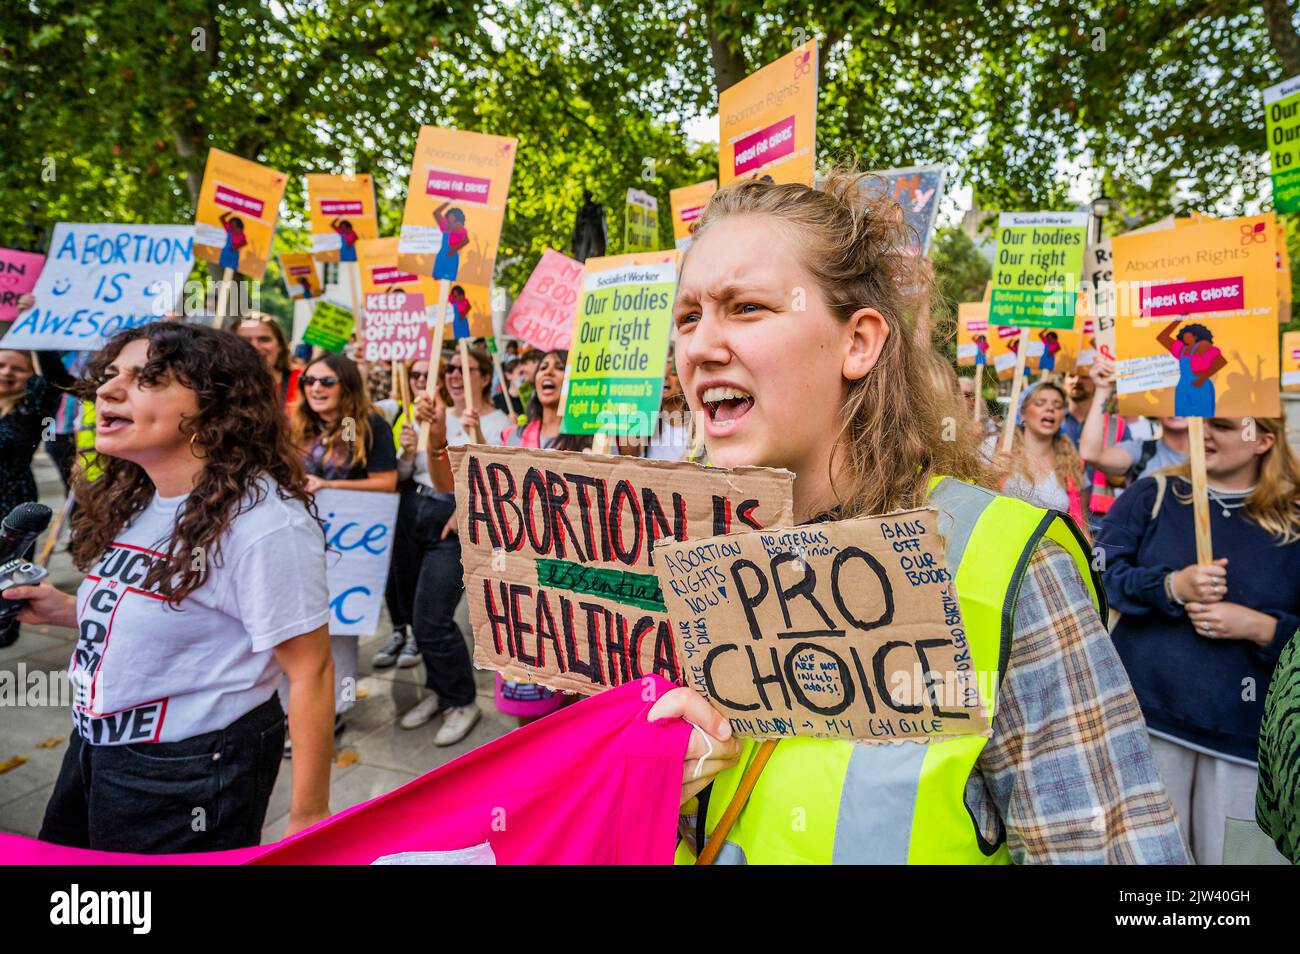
[3,322,334,852]
[235,314,302,407]
[650,172,1188,864]
[441,342,511,447]
[1096,416,1300,864]
[291,353,398,743]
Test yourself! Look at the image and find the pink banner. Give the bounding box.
[0,677,689,866]
[967,320,989,333]
[319,200,363,215]
[733,115,796,176]
[679,204,706,225]
[371,265,419,286]
[425,169,492,204]
[214,183,266,218]
[997,325,1021,339]
[1140,276,1244,317]
[0,247,45,322]
[503,248,583,351]
[287,265,313,276]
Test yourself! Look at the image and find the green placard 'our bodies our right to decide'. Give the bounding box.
[988,211,1089,330]
[1265,74,1300,214]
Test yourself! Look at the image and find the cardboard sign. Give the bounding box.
[560,251,677,437]
[624,188,660,253]
[1264,74,1300,214]
[306,173,379,263]
[1111,213,1280,417]
[1083,240,1115,365]
[868,165,946,254]
[194,149,287,279]
[398,126,517,340]
[653,510,990,742]
[503,248,583,351]
[669,180,717,252]
[278,252,323,300]
[989,212,1089,330]
[316,488,400,637]
[3,224,192,350]
[987,324,1026,380]
[1283,330,1300,392]
[450,445,795,696]
[303,299,355,353]
[719,40,818,187]
[0,248,45,323]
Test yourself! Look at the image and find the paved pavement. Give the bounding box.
[0,453,511,844]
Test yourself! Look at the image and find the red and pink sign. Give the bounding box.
[320,199,364,216]
[733,116,796,177]
[997,325,1021,339]
[214,183,266,219]
[371,265,419,286]
[0,247,45,322]
[288,264,312,276]
[363,291,429,362]
[679,204,706,226]
[967,319,989,333]
[1140,276,1244,317]
[426,170,492,204]
[504,248,583,351]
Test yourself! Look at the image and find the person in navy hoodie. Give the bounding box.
[1097,415,1300,864]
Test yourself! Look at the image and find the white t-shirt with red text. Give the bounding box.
[69,480,329,745]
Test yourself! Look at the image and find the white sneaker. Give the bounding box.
[396,634,421,669]
[434,704,481,746]
[399,694,443,730]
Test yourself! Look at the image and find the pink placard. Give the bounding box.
[214,183,266,218]
[733,115,796,177]
[1140,276,1244,317]
[503,248,583,351]
[320,199,363,215]
[425,169,492,204]
[363,290,429,362]
[0,247,45,322]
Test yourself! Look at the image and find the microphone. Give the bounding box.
[0,502,53,563]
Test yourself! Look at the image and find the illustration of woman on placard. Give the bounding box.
[1038,329,1061,375]
[433,203,469,280]
[331,218,359,262]
[448,285,472,339]
[973,333,989,367]
[1158,320,1228,417]
[297,277,314,299]
[218,211,248,272]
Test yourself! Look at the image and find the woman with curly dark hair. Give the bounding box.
[3,323,335,854]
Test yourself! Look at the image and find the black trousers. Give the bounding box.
[391,488,477,707]
[39,694,285,853]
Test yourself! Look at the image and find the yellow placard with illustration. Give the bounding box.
[194,149,287,279]
[669,180,717,252]
[719,40,817,187]
[1111,214,1280,418]
[278,252,322,300]
[398,126,517,340]
[306,174,379,264]
[1283,330,1300,392]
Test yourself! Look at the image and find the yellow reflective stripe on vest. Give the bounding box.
[678,477,1102,865]
[392,410,408,450]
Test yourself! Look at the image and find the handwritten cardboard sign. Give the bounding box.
[0,248,45,323]
[989,212,1088,330]
[303,298,355,353]
[194,149,287,279]
[306,173,379,263]
[1264,74,1300,214]
[316,488,399,637]
[1111,213,1280,417]
[653,510,990,743]
[450,445,794,696]
[355,237,437,363]
[3,224,192,350]
[503,248,583,350]
[719,39,818,187]
[398,126,517,340]
[561,251,677,437]
[669,180,717,252]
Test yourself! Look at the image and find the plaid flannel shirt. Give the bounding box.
[968,539,1191,863]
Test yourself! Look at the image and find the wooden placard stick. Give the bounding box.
[36,492,75,567]
[696,739,779,865]
[212,266,235,329]
[999,334,1029,454]
[418,280,450,453]
[492,350,518,419]
[1187,417,1214,565]
[972,370,984,424]
[458,336,484,443]
[347,261,366,340]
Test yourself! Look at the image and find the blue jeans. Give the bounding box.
[39,694,284,853]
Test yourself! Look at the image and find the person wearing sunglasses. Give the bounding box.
[289,353,398,747]
[440,342,512,447]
